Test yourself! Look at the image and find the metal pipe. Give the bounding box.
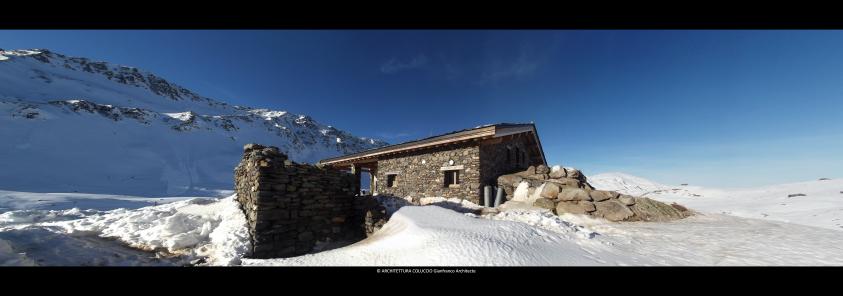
[494,186,505,207]
[484,185,492,207]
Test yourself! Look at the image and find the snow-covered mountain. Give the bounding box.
[0,49,387,196]
[588,172,703,198]
[590,172,843,231]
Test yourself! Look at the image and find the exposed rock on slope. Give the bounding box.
[0,49,387,196]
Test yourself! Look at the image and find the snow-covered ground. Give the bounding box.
[244,206,843,266]
[4,175,843,266]
[590,172,843,231]
[0,192,249,266]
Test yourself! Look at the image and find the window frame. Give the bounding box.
[386,173,398,188]
[443,169,461,187]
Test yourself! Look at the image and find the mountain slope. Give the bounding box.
[590,172,843,231]
[0,49,387,196]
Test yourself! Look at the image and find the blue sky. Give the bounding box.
[2,30,842,187]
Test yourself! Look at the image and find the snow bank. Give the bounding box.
[373,195,413,215]
[42,195,250,265]
[476,209,598,239]
[512,181,531,202]
[243,205,618,266]
[512,181,544,204]
[4,188,843,266]
[372,195,484,216]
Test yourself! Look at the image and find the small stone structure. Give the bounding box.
[498,165,691,222]
[234,144,387,259]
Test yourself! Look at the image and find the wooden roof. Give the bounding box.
[319,123,547,167]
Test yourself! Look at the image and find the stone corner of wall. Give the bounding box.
[233,143,386,259]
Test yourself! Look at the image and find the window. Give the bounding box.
[506,147,511,164]
[386,174,397,188]
[444,170,460,187]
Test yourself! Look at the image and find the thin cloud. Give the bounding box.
[380,54,429,74]
[478,44,544,84]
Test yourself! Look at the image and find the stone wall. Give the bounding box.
[234,144,387,259]
[376,143,482,204]
[479,136,539,193]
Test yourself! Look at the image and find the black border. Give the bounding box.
[2,3,843,29]
[2,3,843,288]
[1,266,840,290]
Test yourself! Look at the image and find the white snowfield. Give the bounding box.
[3,170,843,266]
[590,172,843,231]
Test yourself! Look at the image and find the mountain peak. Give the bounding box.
[0,49,387,196]
[1,48,226,109]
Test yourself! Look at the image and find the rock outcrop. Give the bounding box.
[497,165,692,222]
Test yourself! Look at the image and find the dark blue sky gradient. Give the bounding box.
[2,30,841,187]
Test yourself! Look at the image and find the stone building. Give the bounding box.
[319,123,547,205]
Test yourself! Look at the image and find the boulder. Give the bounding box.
[497,174,523,187]
[533,198,557,211]
[579,201,596,212]
[502,185,515,197]
[527,174,549,180]
[525,166,536,174]
[557,188,592,201]
[556,201,596,215]
[618,195,636,206]
[535,164,550,174]
[549,168,567,179]
[626,197,689,222]
[540,182,561,199]
[593,200,634,221]
[525,178,546,187]
[589,190,616,202]
[559,178,582,188]
[566,168,582,179]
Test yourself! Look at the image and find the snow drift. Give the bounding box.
[3,185,843,266]
[0,194,251,266]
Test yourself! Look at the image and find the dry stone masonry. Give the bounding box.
[375,136,537,205]
[497,165,692,222]
[234,144,387,259]
[376,143,483,202]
